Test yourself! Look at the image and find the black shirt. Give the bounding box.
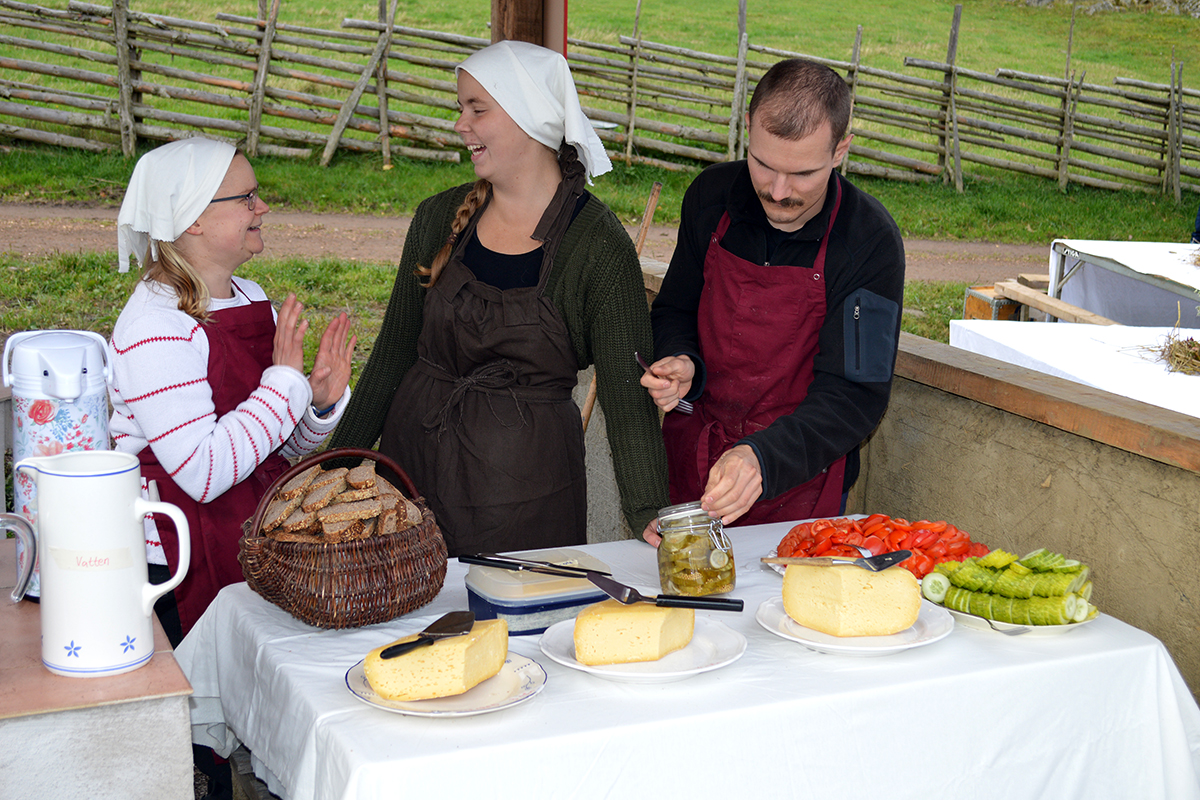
[651,162,905,499]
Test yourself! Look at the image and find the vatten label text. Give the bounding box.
[49,547,135,571]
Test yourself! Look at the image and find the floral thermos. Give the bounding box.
[4,331,111,598]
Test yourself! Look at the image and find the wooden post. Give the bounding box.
[320,0,399,167]
[1166,60,1182,202]
[624,0,643,167]
[491,0,543,46]
[841,25,862,177]
[1058,70,1081,192]
[726,0,747,162]
[246,0,280,157]
[376,0,393,168]
[938,4,962,188]
[112,0,136,156]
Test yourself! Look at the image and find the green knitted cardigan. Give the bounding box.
[329,183,670,535]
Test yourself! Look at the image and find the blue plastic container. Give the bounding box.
[464,548,611,635]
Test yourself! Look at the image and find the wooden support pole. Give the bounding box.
[376,0,392,167]
[938,4,962,190]
[491,0,542,45]
[842,25,862,177]
[246,0,280,157]
[730,31,748,161]
[111,0,135,156]
[624,0,642,167]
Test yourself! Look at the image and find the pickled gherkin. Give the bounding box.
[656,502,735,596]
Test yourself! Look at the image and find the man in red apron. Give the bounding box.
[643,59,905,537]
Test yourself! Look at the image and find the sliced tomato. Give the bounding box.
[862,535,886,555]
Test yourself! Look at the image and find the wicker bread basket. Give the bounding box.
[239,448,447,629]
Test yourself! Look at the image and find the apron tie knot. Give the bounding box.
[420,357,526,438]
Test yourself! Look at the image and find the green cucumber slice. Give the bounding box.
[922,572,951,604]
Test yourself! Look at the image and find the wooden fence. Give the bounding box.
[1,0,1197,197]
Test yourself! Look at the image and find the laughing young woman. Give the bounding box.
[329,41,668,555]
[109,136,356,644]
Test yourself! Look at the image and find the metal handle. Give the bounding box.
[655,595,744,612]
[380,636,436,659]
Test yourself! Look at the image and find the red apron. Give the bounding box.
[662,179,845,526]
[138,289,290,634]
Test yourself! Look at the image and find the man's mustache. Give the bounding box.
[757,191,803,208]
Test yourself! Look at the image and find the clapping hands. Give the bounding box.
[273,294,357,410]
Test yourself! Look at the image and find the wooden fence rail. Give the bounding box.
[0,0,1196,197]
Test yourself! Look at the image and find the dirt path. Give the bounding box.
[1,203,1047,284]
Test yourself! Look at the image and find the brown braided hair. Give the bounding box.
[414,179,492,288]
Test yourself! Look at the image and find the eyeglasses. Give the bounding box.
[209,189,258,212]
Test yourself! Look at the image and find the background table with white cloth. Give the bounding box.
[949,319,1200,421]
[175,522,1200,800]
[1048,239,1200,328]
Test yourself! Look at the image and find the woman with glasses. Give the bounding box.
[329,41,668,555]
[108,136,356,645]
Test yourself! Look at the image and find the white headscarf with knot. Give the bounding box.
[457,41,612,183]
[117,137,236,272]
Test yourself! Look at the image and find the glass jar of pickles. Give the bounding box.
[656,501,735,596]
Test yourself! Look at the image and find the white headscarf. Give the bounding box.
[116,137,236,272]
[457,41,612,183]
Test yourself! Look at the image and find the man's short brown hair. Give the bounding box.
[747,59,851,153]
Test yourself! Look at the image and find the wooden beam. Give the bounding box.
[491,0,543,46]
[993,279,1117,325]
[894,333,1200,475]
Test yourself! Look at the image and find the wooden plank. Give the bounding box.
[993,279,1117,324]
[1017,273,1051,291]
[894,333,1200,475]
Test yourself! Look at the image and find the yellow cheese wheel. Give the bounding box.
[783,565,920,637]
[363,618,508,701]
[573,598,694,665]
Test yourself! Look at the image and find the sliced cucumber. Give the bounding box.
[922,572,951,604]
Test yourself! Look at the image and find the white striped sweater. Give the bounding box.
[108,277,347,505]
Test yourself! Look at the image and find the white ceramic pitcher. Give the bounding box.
[10,451,191,678]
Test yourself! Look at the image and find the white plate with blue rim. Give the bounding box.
[345,653,546,717]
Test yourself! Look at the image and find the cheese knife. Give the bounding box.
[586,572,744,612]
[459,553,598,578]
[379,610,475,659]
[760,550,912,572]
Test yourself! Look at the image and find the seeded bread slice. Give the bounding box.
[276,464,322,501]
[262,493,303,532]
[345,463,377,490]
[316,497,383,524]
[334,485,380,504]
[308,466,349,492]
[344,516,378,541]
[269,529,324,544]
[321,517,365,542]
[301,478,346,513]
[401,497,423,527]
[280,506,318,533]
[375,475,402,497]
[379,493,400,514]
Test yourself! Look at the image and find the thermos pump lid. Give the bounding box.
[3,330,110,399]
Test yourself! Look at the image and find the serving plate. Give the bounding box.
[943,607,1096,636]
[756,596,953,656]
[538,617,746,683]
[345,653,546,717]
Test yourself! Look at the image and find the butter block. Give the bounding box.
[783,565,920,637]
[364,618,508,701]
[573,599,694,665]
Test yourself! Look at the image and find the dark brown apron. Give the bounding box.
[379,191,587,556]
[662,178,845,526]
[138,286,290,634]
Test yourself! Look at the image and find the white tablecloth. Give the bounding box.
[1049,239,1200,328]
[949,319,1200,420]
[176,522,1200,800]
